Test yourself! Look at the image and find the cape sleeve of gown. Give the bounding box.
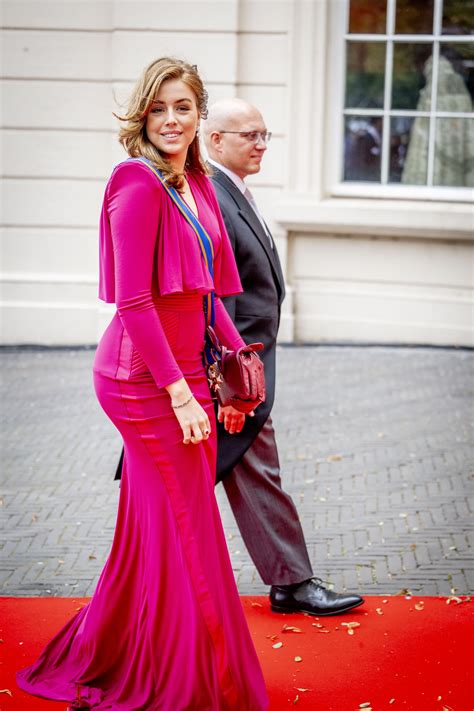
[107,161,184,389]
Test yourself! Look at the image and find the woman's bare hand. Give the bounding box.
[167,378,211,444]
[173,397,211,444]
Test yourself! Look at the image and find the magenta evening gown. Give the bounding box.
[17,161,269,710]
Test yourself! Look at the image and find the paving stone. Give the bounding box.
[1,345,473,598]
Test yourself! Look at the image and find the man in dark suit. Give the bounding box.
[204,98,363,615]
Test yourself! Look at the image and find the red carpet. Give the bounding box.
[1,596,473,710]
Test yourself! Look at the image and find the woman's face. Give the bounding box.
[145,78,199,170]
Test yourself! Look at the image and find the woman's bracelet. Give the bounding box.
[171,394,194,409]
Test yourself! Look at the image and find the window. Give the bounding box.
[342,0,474,189]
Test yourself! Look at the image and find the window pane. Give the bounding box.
[393,117,430,184]
[392,43,431,109]
[349,0,387,34]
[433,118,474,187]
[442,0,474,35]
[438,44,474,108]
[345,42,386,108]
[395,0,434,34]
[344,116,383,181]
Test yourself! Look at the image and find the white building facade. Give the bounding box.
[1,0,473,346]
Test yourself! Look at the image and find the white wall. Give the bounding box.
[289,234,473,346]
[1,0,291,344]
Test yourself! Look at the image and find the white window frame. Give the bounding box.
[326,0,474,203]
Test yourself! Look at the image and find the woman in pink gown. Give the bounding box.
[17,57,269,711]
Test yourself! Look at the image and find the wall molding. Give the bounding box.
[275,198,474,241]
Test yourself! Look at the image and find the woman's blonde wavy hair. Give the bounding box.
[116,57,209,190]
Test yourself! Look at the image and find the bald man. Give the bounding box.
[204,99,364,616]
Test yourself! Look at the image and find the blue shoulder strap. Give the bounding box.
[128,157,216,328]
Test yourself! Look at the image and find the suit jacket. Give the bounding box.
[211,167,286,481]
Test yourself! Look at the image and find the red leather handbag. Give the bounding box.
[205,326,266,414]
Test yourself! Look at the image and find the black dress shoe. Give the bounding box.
[270,578,364,616]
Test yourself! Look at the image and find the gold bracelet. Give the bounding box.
[171,394,193,409]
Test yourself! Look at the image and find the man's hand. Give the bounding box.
[218,405,246,434]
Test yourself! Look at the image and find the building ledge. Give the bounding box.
[274,196,474,241]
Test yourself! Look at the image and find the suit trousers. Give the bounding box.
[222,417,314,586]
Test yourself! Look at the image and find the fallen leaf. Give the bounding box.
[359,704,372,709]
[294,656,302,663]
[389,701,395,705]
[382,599,388,604]
[414,602,424,611]
[294,687,312,692]
[272,642,283,649]
[293,695,299,704]
[58,559,65,565]
[251,602,263,608]
[312,622,329,632]
[446,596,463,605]
[88,555,97,560]
[31,514,38,522]
[327,454,342,462]
[0,689,13,697]
[342,622,361,630]
[376,608,383,615]
[282,625,302,633]
[270,634,279,641]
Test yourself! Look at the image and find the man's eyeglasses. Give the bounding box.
[218,130,272,144]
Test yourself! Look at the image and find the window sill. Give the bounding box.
[330,183,474,204]
[274,195,473,241]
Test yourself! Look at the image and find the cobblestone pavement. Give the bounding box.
[1,346,473,598]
